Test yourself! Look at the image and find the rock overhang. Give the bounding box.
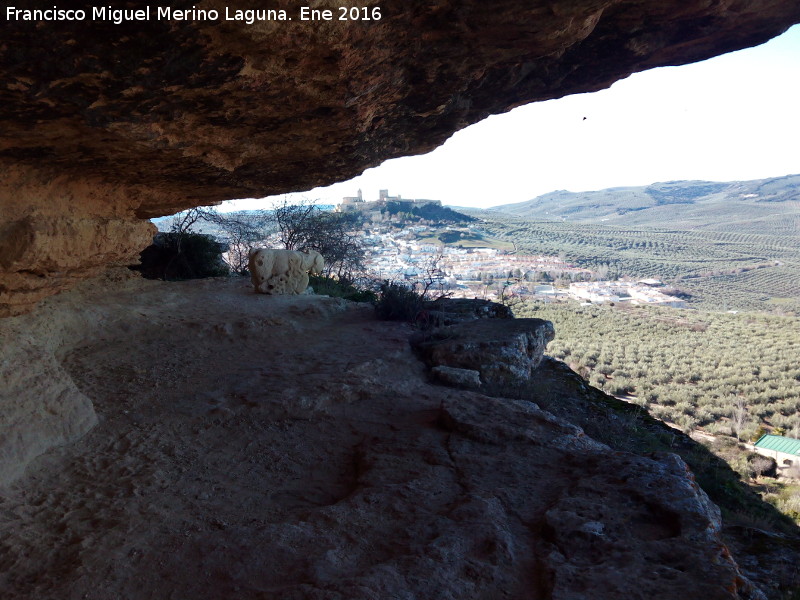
[2,0,800,315]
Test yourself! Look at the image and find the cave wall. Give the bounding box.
[2,0,800,316]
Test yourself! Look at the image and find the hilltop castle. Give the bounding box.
[337,189,441,213]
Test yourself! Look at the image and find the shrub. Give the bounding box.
[135,232,229,280]
[774,491,800,522]
[607,378,635,396]
[309,275,376,303]
[749,454,777,479]
[676,414,698,434]
[375,281,424,322]
[589,373,607,389]
[750,424,768,442]
[649,404,675,422]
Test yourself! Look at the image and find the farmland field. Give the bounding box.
[515,301,800,437]
[476,213,800,313]
[472,178,800,523]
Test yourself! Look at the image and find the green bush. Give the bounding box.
[374,281,424,322]
[750,425,768,442]
[766,485,800,522]
[135,232,229,280]
[309,275,376,303]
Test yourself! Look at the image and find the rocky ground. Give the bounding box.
[0,272,783,599]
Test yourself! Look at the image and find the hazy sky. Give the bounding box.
[222,24,800,211]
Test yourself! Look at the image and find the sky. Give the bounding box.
[221,24,800,212]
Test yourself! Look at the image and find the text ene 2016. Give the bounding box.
[300,6,382,21]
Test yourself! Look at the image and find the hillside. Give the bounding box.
[490,174,800,232]
[383,200,476,224]
[473,175,800,313]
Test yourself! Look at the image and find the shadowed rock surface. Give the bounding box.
[3,1,800,315]
[0,275,780,599]
[412,317,556,384]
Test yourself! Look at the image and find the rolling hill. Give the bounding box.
[472,175,800,313]
[489,174,800,233]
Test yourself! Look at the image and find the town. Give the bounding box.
[338,190,687,307]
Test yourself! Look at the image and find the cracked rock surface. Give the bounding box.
[413,317,556,384]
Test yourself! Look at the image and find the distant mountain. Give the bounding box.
[488,174,800,231]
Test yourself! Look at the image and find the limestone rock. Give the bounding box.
[0,211,155,316]
[0,276,781,597]
[2,2,800,314]
[413,318,556,384]
[431,365,483,389]
[437,395,763,599]
[422,297,513,326]
[0,285,105,485]
[0,341,98,486]
[539,451,767,600]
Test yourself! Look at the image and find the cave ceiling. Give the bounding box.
[1,0,799,315]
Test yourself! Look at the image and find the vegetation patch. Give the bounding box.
[383,200,475,223]
[309,275,376,303]
[479,212,800,313]
[515,301,800,439]
[374,280,425,322]
[134,232,229,280]
[414,228,515,251]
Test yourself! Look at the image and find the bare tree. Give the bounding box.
[170,208,204,234]
[138,207,228,280]
[480,272,494,300]
[169,208,206,255]
[271,199,366,280]
[731,396,750,442]
[272,199,322,250]
[197,208,273,274]
[498,271,524,311]
[162,208,214,279]
[415,250,450,300]
[190,200,366,280]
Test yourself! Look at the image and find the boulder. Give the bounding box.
[412,318,555,385]
[431,365,483,389]
[422,297,514,326]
